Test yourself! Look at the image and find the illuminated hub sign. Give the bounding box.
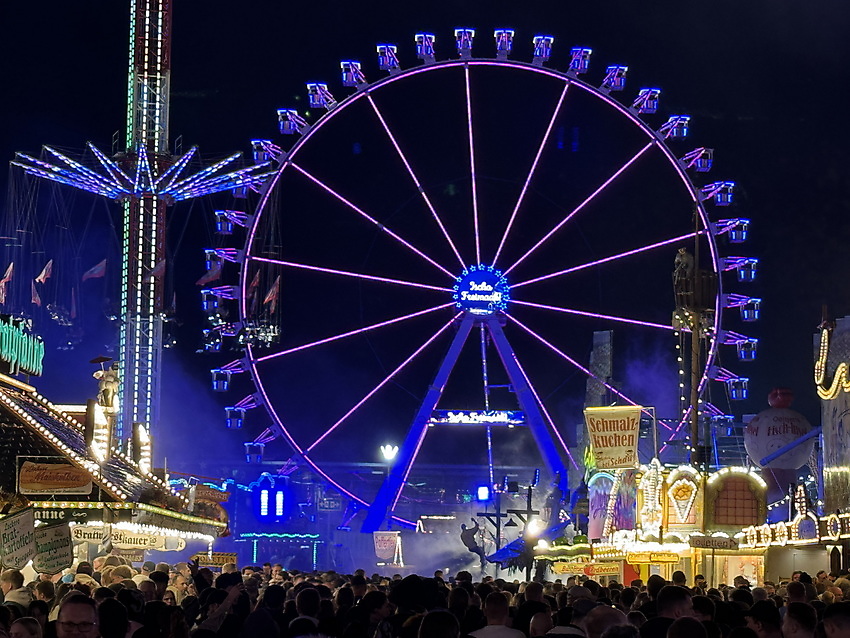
[453,265,510,316]
[430,410,525,427]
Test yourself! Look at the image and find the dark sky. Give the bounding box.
[2,0,850,477]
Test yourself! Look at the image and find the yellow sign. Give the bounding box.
[583,406,642,469]
[551,562,590,575]
[626,551,680,564]
[192,552,237,567]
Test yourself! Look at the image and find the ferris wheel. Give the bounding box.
[213,29,759,531]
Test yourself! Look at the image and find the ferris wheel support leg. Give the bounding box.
[485,317,568,485]
[361,314,476,533]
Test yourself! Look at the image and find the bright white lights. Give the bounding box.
[380,444,399,461]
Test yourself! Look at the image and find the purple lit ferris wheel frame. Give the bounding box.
[240,57,723,529]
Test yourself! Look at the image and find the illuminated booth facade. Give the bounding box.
[0,374,226,564]
[587,462,767,586]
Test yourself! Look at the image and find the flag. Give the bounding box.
[144,259,166,282]
[195,261,222,286]
[246,270,261,300]
[35,259,53,284]
[31,280,41,307]
[82,259,107,281]
[263,275,281,314]
[0,262,13,284]
[70,287,77,320]
[0,282,6,306]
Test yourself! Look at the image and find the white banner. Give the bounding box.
[0,508,36,569]
[71,525,186,552]
[373,531,400,561]
[33,524,73,574]
[584,406,642,469]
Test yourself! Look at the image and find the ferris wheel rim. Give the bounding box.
[240,52,727,520]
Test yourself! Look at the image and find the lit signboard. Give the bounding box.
[0,316,44,376]
[453,265,510,316]
[430,410,525,427]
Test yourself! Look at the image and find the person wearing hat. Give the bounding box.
[743,600,782,638]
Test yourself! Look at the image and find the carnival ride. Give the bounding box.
[203,30,760,531]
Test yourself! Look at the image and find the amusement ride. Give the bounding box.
[200,29,761,531]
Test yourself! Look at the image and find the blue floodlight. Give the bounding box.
[476,485,491,501]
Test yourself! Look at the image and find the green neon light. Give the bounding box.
[0,317,45,376]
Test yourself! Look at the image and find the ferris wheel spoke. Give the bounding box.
[290,162,454,279]
[506,313,674,431]
[249,256,452,293]
[492,81,570,267]
[511,231,700,290]
[504,141,655,276]
[255,302,455,363]
[509,299,675,332]
[304,313,461,454]
[511,351,580,470]
[366,95,466,269]
[465,65,481,265]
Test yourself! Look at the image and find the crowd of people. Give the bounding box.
[0,557,849,638]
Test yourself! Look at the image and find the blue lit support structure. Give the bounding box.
[486,319,567,482]
[361,313,567,532]
[11,0,274,443]
[361,314,475,532]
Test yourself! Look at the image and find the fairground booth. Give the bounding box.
[0,365,226,569]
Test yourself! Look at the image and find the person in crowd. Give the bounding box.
[781,602,816,638]
[666,617,707,638]
[2,571,33,619]
[469,591,523,638]
[639,585,693,638]
[9,617,41,638]
[743,600,782,638]
[513,582,550,637]
[822,601,850,638]
[56,596,98,638]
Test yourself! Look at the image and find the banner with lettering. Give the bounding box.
[373,531,401,562]
[0,508,36,569]
[584,406,642,469]
[19,460,93,495]
[32,524,73,574]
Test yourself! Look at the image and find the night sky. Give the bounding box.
[2,0,850,477]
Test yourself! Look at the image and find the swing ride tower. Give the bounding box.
[13,0,273,443]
